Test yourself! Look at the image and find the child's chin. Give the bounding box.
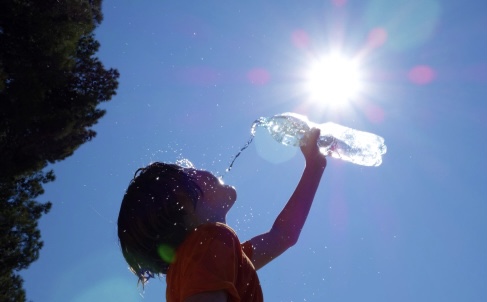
[222,185,237,202]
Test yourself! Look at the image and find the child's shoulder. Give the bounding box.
[185,222,240,248]
[195,222,238,238]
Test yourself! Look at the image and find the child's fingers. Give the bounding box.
[301,128,320,151]
[309,128,320,141]
[301,128,327,164]
[304,128,320,145]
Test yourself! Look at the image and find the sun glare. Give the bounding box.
[305,53,363,107]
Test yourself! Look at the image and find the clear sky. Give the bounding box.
[22,0,487,301]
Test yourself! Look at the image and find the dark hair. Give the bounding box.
[117,162,202,284]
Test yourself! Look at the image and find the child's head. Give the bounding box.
[117,162,203,282]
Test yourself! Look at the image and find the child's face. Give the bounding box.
[185,169,237,224]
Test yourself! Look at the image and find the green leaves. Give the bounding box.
[0,1,119,300]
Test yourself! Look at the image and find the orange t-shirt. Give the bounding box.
[166,222,263,302]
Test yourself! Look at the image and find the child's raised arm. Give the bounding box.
[248,128,327,270]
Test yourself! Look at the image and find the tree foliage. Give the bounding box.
[0,0,119,300]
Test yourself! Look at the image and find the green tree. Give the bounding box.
[0,1,119,300]
[0,172,53,302]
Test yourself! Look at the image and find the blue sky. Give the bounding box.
[22,0,486,301]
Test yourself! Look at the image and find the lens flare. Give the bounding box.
[291,29,310,49]
[157,244,176,263]
[247,68,270,85]
[409,65,436,85]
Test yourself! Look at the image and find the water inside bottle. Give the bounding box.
[269,114,311,147]
[317,122,387,166]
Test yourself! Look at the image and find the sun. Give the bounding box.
[305,53,363,107]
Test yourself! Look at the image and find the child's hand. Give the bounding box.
[301,128,327,167]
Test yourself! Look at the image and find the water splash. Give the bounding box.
[225,117,267,173]
[176,158,195,169]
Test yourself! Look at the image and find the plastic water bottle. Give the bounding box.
[252,112,387,167]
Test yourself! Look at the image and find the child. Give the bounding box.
[118,128,327,301]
